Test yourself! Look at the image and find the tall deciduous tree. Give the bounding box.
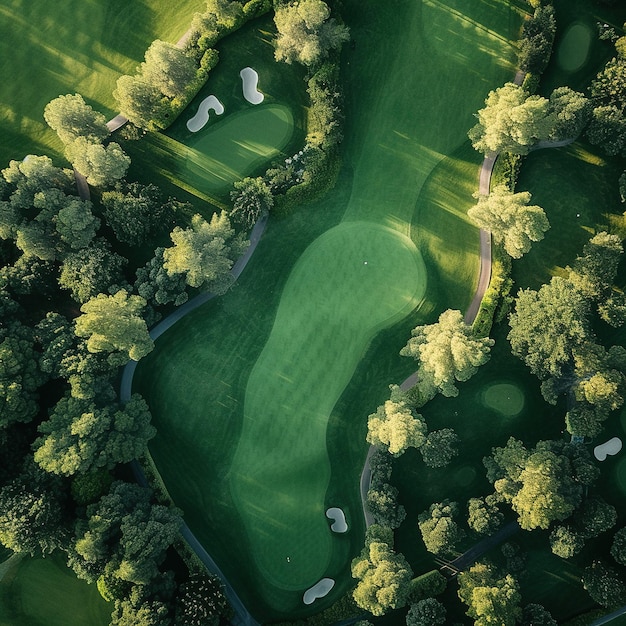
[549,87,592,140]
[406,598,446,626]
[468,83,556,155]
[401,309,494,397]
[468,185,549,259]
[66,138,130,188]
[582,561,626,608]
[163,211,247,293]
[351,525,413,616]
[74,289,153,364]
[274,0,349,67]
[44,93,109,145]
[34,394,156,476]
[230,176,273,228]
[366,400,427,457]
[457,562,522,626]
[418,500,465,556]
[141,40,198,99]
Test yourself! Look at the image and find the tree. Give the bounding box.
[517,5,556,74]
[549,525,584,558]
[54,197,100,251]
[468,185,549,259]
[406,570,447,603]
[484,438,586,531]
[420,428,459,468]
[163,211,247,293]
[549,87,592,140]
[44,93,109,145]
[0,322,45,428]
[59,238,128,304]
[351,525,413,616]
[135,247,189,308]
[406,598,446,626]
[508,277,590,380]
[366,483,406,529]
[114,74,165,130]
[102,182,172,247]
[418,500,465,556]
[69,481,181,586]
[74,289,153,364]
[33,393,156,476]
[401,309,494,397]
[204,0,244,30]
[457,562,522,626]
[0,461,69,556]
[66,138,130,188]
[468,83,556,155]
[574,496,617,539]
[520,604,557,626]
[141,40,198,99]
[467,495,504,536]
[174,573,230,626]
[230,176,273,228]
[366,400,427,456]
[582,561,626,609]
[586,105,626,156]
[274,0,349,67]
[611,527,626,566]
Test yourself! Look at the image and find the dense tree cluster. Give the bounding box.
[418,500,465,557]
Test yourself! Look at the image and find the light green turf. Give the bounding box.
[0,554,110,626]
[556,23,593,72]
[482,382,525,417]
[229,222,425,588]
[184,104,294,192]
[0,0,204,165]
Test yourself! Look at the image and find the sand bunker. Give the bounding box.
[326,507,348,533]
[186,95,225,132]
[594,437,623,461]
[240,67,264,105]
[303,578,335,605]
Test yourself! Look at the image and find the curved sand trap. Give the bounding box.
[326,507,348,533]
[482,383,524,417]
[240,67,264,105]
[303,578,335,605]
[186,95,225,132]
[594,437,623,461]
[557,23,592,72]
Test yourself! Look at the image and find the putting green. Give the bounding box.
[229,222,426,589]
[182,104,294,194]
[556,22,592,72]
[482,382,525,417]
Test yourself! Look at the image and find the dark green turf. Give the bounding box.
[0,554,110,626]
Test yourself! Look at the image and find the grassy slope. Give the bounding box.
[0,0,204,166]
[0,554,111,626]
[135,0,521,621]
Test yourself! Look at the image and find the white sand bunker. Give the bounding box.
[186,95,224,132]
[240,67,264,105]
[303,578,335,605]
[594,437,623,461]
[326,507,348,533]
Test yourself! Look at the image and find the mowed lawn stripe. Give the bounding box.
[229,223,426,589]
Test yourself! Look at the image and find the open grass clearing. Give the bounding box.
[137,0,522,619]
[0,0,203,165]
[0,553,110,626]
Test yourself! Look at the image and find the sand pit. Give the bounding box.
[186,95,224,132]
[303,578,335,605]
[326,507,348,533]
[594,437,622,461]
[240,67,264,105]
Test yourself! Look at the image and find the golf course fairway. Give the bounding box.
[229,222,425,588]
[134,0,521,619]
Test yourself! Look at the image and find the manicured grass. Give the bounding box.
[0,0,204,166]
[229,222,425,591]
[0,553,110,626]
[136,0,522,620]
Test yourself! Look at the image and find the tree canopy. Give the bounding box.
[366,400,427,456]
[418,500,465,556]
[274,0,349,67]
[44,93,109,145]
[468,185,549,259]
[401,309,494,397]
